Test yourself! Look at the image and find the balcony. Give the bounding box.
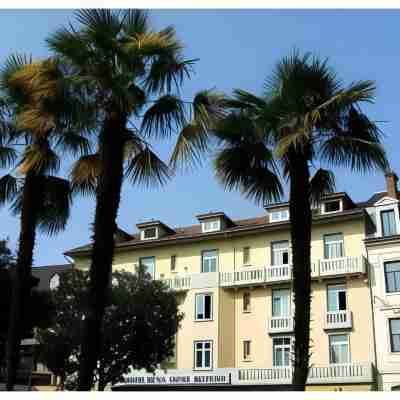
[237,363,374,385]
[318,256,365,277]
[268,316,294,334]
[161,275,191,291]
[265,265,292,282]
[324,310,353,330]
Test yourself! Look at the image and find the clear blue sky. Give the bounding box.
[0,9,399,266]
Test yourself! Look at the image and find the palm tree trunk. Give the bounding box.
[6,172,43,390]
[77,111,126,391]
[289,154,312,391]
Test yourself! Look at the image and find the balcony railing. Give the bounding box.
[265,265,292,282]
[161,276,191,291]
[268,316,294,334]
[318,256,365,277]
[325,310,353,330]
[237,363,373,385]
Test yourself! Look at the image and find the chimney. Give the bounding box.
[385,170,399,199]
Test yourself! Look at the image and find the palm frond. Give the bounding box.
[0,174,18,206]
[70,153,101,196]
[36,176,72,236]
[0,145,17,168]
[54,130,92,157]
[309,168,336,206]
[169,123,209,171]
[75,9,121,36]
[120,9,149,36]
[18,141,60,175]
[193,90,226,131]
[228,89,267,111]
[141,95,186,138]
[125,147,170,188]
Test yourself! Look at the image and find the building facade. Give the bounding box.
[67,192,379,390]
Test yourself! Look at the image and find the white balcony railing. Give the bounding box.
[237,363,373,385]
[268,316,294,333]
[161,276,191,291]
[265,264,292,282]
[325,310,353,330]
[319,256,365,277]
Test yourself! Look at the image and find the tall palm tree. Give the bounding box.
[0,55,90,390]
[46,9,224,390]
[172,51,388,390]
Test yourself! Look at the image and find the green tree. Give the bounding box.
[0,56,90,390]
[172,51,388,390]
[46,9,222,389]
[36,268,182,391]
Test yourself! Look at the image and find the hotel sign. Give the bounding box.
[124,372,231,386]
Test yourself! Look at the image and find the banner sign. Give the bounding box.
[124,373,231,385]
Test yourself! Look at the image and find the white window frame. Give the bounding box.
[321,199,343,215]
[170,254,177,272]
[374,199,400,238]
[243,246,251,265]
[201,249,218,273]
[272,288,291,317]
[272,336,292,367]
[381,209,398,237]
[329,334,351,365]
[140,226,158,240]
[195,293,213,321]
[270,209,289,223]
[271,240,290,266]
[384,260,400,294]
[323,233,345,260]
[327,284,347,312]
[194,340,213,370]
[139,256,156,278]
[201,219,221,233]
[243,340,252,361]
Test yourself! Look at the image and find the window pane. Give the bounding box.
[140,257,155,277]
[196,295,204,319]
[204,349,211,367]
[382,210,397,236]
[338,291,347,310]
[204,295,211,319]
[391,319,400,334]
[204,342,211,349]
[386,262,400,273]
[272,241,289,266]
[243,247,250,264]
[272,289,290,316]
[196,350,202,367]
[324,234,344,259]
[202,250,217,273]
[385,262,400,293]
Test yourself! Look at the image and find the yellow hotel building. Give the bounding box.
[65,182,386,391]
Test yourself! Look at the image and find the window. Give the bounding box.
[390,319,400,352]
[273,337,291,367]
[323,200,341,214]
[139,256,155,278]
[194,341,212,370]
[243,291,251,313]
[243,340,251,361]
[329,334,350,364]
[195,293,212,320]
[202,219,220,233]
[243,247,251,265]
[272,289,291,317]
[171,255,176,272]
[270,209,289,222]
[271,241,289,266]
[142,227,158,240]
[324,233,344,259]
[327,284,347,312]
[201,250,218,273]
[49,274,60,290]
[381,210,397,237]
[384,261,400,293]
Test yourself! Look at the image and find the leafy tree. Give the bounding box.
[0,238,14,270]
[0,56,90,390]
[46,9,223,389]
[36,268,182,391]
[172,51,388,390]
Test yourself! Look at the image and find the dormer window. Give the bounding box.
[381,209,397,237]
[141,227,158,240]
[322,199,342,214]
[270,209,289,222]
[201,219,220,233]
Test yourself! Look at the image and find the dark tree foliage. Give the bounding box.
[36,268,182,391]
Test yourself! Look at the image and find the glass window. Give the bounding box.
[243,292,251,312]
[384,261,400,293]
[327,284,347,312]
[49,274,60,290]
[143,227,157,239]
[139,256,155,278]
[329,334,350,364]
[194,341,212,369]
[382,210,397,237]
[273,337,291,367]
[243,340,251,360]
[202,219,220,233]
[324,233,344,259]
[324,200,341,213]
[195,293,212,320]
[270,209,289,222]
[390,319,400,352]
[170,255,176,272]
[243,247,251,265]
[272,288,290,317]
[202,250,218,273]
[271,241,289,266]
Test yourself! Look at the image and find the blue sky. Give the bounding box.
[0,9,399,266]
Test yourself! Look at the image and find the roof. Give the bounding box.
[31,263,73,291]
[356,191,400,209]
[65,207,366,257]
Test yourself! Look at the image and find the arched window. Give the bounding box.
[49,273,60,290]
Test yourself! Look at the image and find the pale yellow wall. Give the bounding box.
[218,288,235,367]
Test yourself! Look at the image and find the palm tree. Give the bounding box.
[0,55,90,390]
[172,51,388,390]
[46,9,225,390]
